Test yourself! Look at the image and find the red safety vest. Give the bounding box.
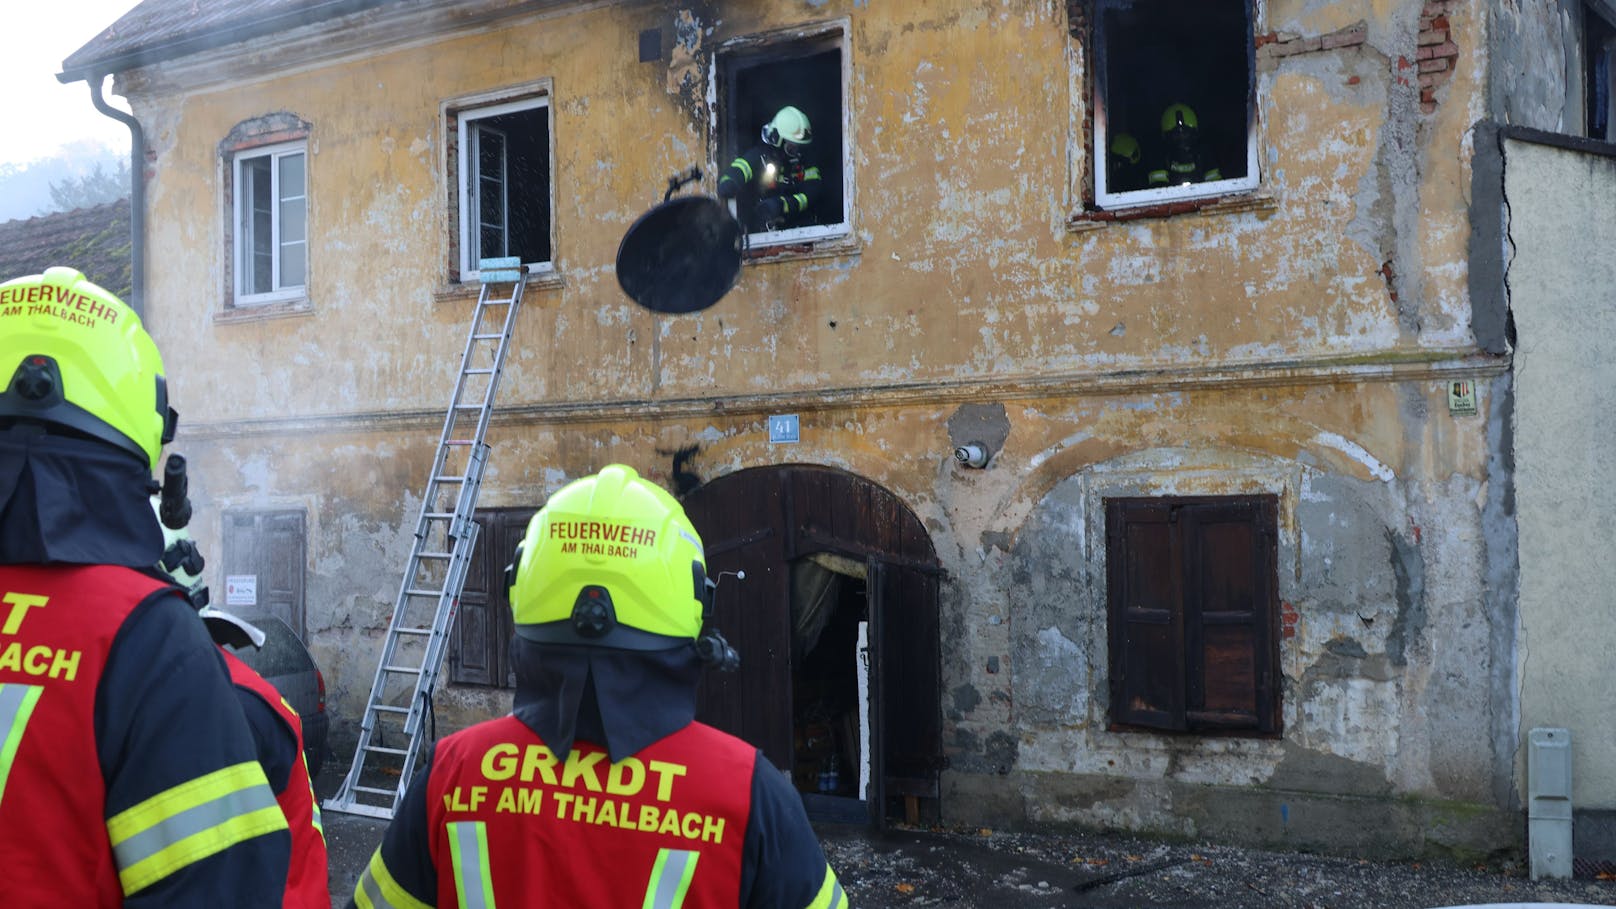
[427,716,755,908]
[220,650,330,909]
[0,564,170,907]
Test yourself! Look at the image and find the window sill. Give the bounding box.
[741,232,861,265]
[1068,192,1277,232]
[431,267,565,304]
[213,297,314,324]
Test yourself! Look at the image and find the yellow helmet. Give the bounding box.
[0,267,175,469]
[1161,102,1199,134]
[507,464,707,650]
[1109,131,1141,164]
[762,105,813,148]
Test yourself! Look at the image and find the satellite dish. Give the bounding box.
[616,170,743,314]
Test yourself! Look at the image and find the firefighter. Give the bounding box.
[717,105,826,233]
[153,508,330,909]
[352,464,848,909]
[0,267,289,906]
[1107,130,1146,192]
[1147,102,1223,186]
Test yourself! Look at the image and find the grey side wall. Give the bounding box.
[1505,132,1616,861]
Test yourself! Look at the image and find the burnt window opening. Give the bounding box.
[1585,2,1616,141]
[716,33,847,243]
[451,96,552,280]
[1092,0,1257,208]
[1105,495,1280,736]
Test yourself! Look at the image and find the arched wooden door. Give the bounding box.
[681,464,942,825]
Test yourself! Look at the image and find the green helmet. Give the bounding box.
[1109,131,1141,164]
[762,105,813,148]
[507,464,708,650]
[0,267,175,468]
[1161,103,1199,134]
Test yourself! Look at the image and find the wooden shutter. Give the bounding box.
[1182,498,1277,733]
[1106,499,1185,731]
[1106,495,1279,735]
[450,509,532,688]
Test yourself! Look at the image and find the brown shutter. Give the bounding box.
[450,512,498,686]
[449,508,532,688]
[1181,499,1276,732]
[1106,499,1185,731]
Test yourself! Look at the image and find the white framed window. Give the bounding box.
[1091,0,1259,209]
[233,141,307,305]
[454,95,552,281]
[714,24,851,246]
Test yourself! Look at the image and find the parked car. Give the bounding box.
[217,609,330,779]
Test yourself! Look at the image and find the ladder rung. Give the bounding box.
[383,664,422,674]
[452,403,486,410]
[365,744,410,755]
[395,627,435,636]
[354,785,398,796]
[417,551,452,559]
[423,512,454,520]
[444,440,474,446]
[434,476,466,485]
[463,368,495,375]
[370,705,410,715]
[472,333,503,340]
[404,588,445,597]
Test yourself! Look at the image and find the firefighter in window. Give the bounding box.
[1107,130,1147,192]
[1148,102,1223,187]
[351,464,847,909]
[717,105,825,233]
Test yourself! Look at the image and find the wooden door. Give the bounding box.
[221,509,307,640]
[682,464,942,820]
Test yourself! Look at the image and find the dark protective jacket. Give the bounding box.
[0,428,290,907]
[716,144,825,232]
[351,640,847,909]
[222,649,331,909]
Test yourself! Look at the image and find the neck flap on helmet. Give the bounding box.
[510,636,701,763]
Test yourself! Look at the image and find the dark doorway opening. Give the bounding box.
[681,464,942,828]
[790,556,868,822]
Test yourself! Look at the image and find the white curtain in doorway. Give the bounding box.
[789,552,866,662]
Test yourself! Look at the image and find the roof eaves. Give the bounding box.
[56,0,398,84]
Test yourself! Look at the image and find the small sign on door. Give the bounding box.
[225,575,258,607]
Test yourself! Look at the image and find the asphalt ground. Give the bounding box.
[319,803,1616,909]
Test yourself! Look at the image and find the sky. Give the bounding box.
[0,0,141,168]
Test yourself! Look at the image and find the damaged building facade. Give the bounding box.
[54,0,1616,862]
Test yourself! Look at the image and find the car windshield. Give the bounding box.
[224,614,311,678]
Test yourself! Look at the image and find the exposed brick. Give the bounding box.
[1321,23,1367,49]
[1430,14,1450,30]
[1421,100,1437,113]
[1417,28,1448,45]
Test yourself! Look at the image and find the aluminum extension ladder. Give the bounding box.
[324,257,528,819]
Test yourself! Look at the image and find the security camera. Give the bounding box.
[953,443,990,469]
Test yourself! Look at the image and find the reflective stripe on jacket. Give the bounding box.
[0,564,288,905]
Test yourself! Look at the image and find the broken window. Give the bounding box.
[1584,2,1616,140]
[450,93,552,281]
[715,28,848,244]
[1091,0,1258,208]
[1105,496,1279,735]
[232,141,307,304]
